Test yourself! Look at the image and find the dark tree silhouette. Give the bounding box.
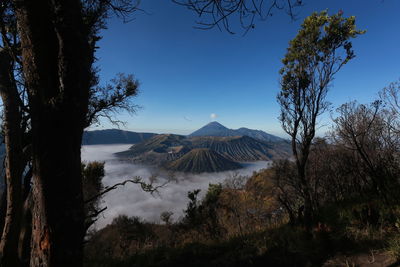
[0,1,141,265]
[0,2,27,264]
[0,48,24,267]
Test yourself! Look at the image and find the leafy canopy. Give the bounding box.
[278,10,365,138]
[282,10,365,68]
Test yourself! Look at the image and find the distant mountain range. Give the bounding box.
[82,129,157,145]
[83,122,285,145]
[115,122,290,173]
[82,123,290,173]
[189,121,283,143]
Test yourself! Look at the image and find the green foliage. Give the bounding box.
[82,161,105,196]
[281,10,365,73]
[182,184,224,239]
[279,10,365,132]
[183,189,201,226]
[82,161,105,213]
[204,183,223,205]
[82,161,106,232]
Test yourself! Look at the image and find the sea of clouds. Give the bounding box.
[81,144,270,229]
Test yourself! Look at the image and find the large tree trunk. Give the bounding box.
[19,169,33,267]
[18,193,32,267]
[0,190,7,239]
[297,155,314,233]
[13,1,91,266]
[0,48,23,266]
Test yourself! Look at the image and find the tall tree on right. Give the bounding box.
[277,10,364,231]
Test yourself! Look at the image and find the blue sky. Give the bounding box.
[92,0,400,136]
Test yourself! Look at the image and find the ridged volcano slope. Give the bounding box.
[188,136,277,161]
[165,148,241,173]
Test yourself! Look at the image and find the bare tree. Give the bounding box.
[380,80,400,115]
[172,0,303,34]
[380,80,400,135]
[332,101,400,200]
[86,73,140,127]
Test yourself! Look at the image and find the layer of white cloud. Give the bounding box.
[81,145,270,229]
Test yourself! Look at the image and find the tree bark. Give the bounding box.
[297,156,314,233]
[0,190,6,239]
[0,48,23,266]
[13,0,92,266]
[18,193,32,267]
[293,136,314,233]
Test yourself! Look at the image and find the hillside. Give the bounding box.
[114,134,190,165]
[115,134,188,157]
[189,135,290,161]
[115,132,290,172]
[115,134,289,163]
[189,122,284,143]
[82,129,156,145]
[164,148,242,173]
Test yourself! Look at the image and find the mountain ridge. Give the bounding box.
[82,129,157,145]
[189,121,283,143]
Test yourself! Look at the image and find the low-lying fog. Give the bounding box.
[81,144,270,229]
